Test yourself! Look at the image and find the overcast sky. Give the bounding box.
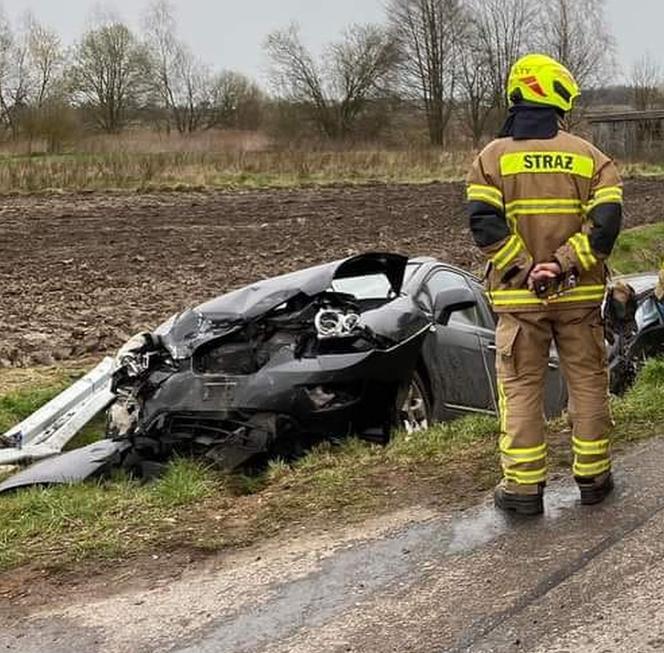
[0,0,659,84]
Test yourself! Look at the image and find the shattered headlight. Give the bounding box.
[115,332,154,377]
[315,309,362,339]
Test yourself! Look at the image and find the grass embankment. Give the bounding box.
[610,221,664,275]
[0,359,663,573]
[0,149,471,193]
[0,223,662,573]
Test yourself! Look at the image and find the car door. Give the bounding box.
[418,268,496,419]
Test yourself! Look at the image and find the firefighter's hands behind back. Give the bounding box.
[495,244,534,293]
[528,262,561,298]
[528,262,562,289]
[527,261,579,301]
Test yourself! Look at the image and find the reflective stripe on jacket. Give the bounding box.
[466,130,623,313]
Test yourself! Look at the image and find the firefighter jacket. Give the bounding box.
[467,130,623,312]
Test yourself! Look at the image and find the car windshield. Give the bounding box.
[331,273,396,300]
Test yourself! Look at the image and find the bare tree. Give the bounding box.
[171,47,213,132]
[142,0,214,133]
[209,70,263,130]
[265,23,397,139]
[0,12,13,130]
[470,0,537,110]
[15,15,73,151]
[388,0,464,146]
[142,0,181,130]
[72,19,149,132]
[25,15,66,107]
[631,52,662,111]
[327,24,399,137]
[0,11,34,136]
[534,0,616,89]
[457,12,495,146]
[264,24,331,135]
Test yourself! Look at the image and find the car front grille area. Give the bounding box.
[138,412,285,470]
[193,332,301,375]
[194,342,261,376]
[165,414,255,445]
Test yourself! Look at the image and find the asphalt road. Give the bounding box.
[6,437,664,653]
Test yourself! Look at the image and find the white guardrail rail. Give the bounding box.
[0,357,116,467]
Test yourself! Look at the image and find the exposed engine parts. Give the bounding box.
[315,308,362,339]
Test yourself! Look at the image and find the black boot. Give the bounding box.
[494,484,544,516]
[576,472,614,505]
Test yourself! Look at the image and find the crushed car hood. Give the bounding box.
[158,253,410,359]
[198,252,407,321]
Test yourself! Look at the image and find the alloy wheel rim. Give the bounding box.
[401,379,429,434]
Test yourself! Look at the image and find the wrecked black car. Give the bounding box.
[109,253,434,471]
[0,253,568,492]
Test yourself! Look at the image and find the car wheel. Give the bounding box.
[399,371,432,434]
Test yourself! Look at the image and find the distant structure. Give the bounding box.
[587,109,664,159]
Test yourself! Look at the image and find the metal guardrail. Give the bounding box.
[0,357,116,466]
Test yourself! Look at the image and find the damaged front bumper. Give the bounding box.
[106,253,433,470]
[110,325,429,469]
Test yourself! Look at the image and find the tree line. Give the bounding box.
[0,0,657,151]
[0,0,264,150]
[266,0,616,146]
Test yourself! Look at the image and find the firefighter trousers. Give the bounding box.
[495,307,611,492]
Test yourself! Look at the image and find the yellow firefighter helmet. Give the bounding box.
[507,53,580,113]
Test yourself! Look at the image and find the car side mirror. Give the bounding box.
[434,287,478,326]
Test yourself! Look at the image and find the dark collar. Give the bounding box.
[498,104,562,140]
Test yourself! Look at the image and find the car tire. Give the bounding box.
[399,370,432,434]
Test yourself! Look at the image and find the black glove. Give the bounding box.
[533,269,579,300]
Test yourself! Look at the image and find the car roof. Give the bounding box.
[407,257,482,284]
[615,271,658,295]
[409,256,438,264]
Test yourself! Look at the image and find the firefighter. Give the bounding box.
[466,53,623,516]
[657,262,664,301]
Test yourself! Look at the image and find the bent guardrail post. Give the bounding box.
[0,357,116,466]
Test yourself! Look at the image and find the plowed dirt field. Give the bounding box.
[0,179,659,366]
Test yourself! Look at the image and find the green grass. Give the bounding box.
[610,222,664,275]
[0,459,220,569]
[613,359,664,442]
[0,378,72,434]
